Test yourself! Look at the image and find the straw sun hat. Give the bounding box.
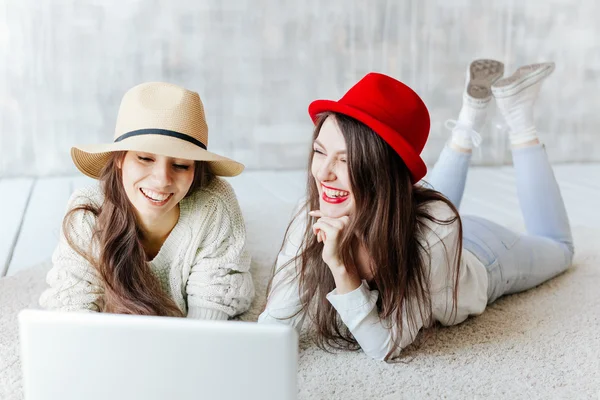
[71,82,244,179]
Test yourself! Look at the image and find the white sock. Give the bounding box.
[494,79,543,146]
[450,95,488,149]
[495,97,539,145]
[508,124,538,146]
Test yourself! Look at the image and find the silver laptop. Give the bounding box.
[18,309,297,400]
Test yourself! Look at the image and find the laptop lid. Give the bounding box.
[19,309,297,400]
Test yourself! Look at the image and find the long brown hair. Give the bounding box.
[63,151,214,316]
[269,112,462,360]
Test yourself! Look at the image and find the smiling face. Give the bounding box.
[119,151,195,225]
[311,116,355,218]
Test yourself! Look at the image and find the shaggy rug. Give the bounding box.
[1,184,599,399]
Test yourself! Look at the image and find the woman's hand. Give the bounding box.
[309,210,361,294]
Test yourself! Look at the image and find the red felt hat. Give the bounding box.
[308,72,430,183]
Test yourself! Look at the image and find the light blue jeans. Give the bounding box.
[426,144,574,303]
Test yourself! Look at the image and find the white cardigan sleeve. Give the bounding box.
[185,183,254,320]
[39,190,105,312]
[326,282,425,361]
[258,209,307,330]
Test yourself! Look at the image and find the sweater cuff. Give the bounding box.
[326,280,375,312]
[187,307,229,320]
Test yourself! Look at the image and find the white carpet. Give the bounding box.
[1,195,600,399]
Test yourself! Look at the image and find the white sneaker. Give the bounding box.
[448,59,504,148]
[492,62,555,99]
[492,62,555,145]
[464,59,505,107]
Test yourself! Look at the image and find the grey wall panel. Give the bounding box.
[0,0,598,177]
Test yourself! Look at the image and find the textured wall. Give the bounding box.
[0,0,598,177]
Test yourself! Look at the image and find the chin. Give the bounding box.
[133,195,175,217]
[319,200,353,218]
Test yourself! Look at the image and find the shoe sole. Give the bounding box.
[466,59,505,100]
[492,62,555,98]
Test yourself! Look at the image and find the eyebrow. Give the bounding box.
[313,139,347,154]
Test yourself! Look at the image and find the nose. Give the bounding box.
[150,161,172,188]
[315,156,336,183]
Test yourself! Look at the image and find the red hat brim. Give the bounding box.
[308,99,427,183]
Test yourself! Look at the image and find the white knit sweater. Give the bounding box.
[39,177,254,320]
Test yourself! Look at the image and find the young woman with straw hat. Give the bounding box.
[39,82,254,319]
[259,61,573,361]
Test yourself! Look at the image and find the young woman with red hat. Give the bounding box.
[259,61,573,361]
[39,82,254,319]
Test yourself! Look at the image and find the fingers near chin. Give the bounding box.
[309,210,323,218]
[317,217,345,230]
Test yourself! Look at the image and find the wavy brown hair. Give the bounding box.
[268,112,462,360]
[63,151,214,316]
